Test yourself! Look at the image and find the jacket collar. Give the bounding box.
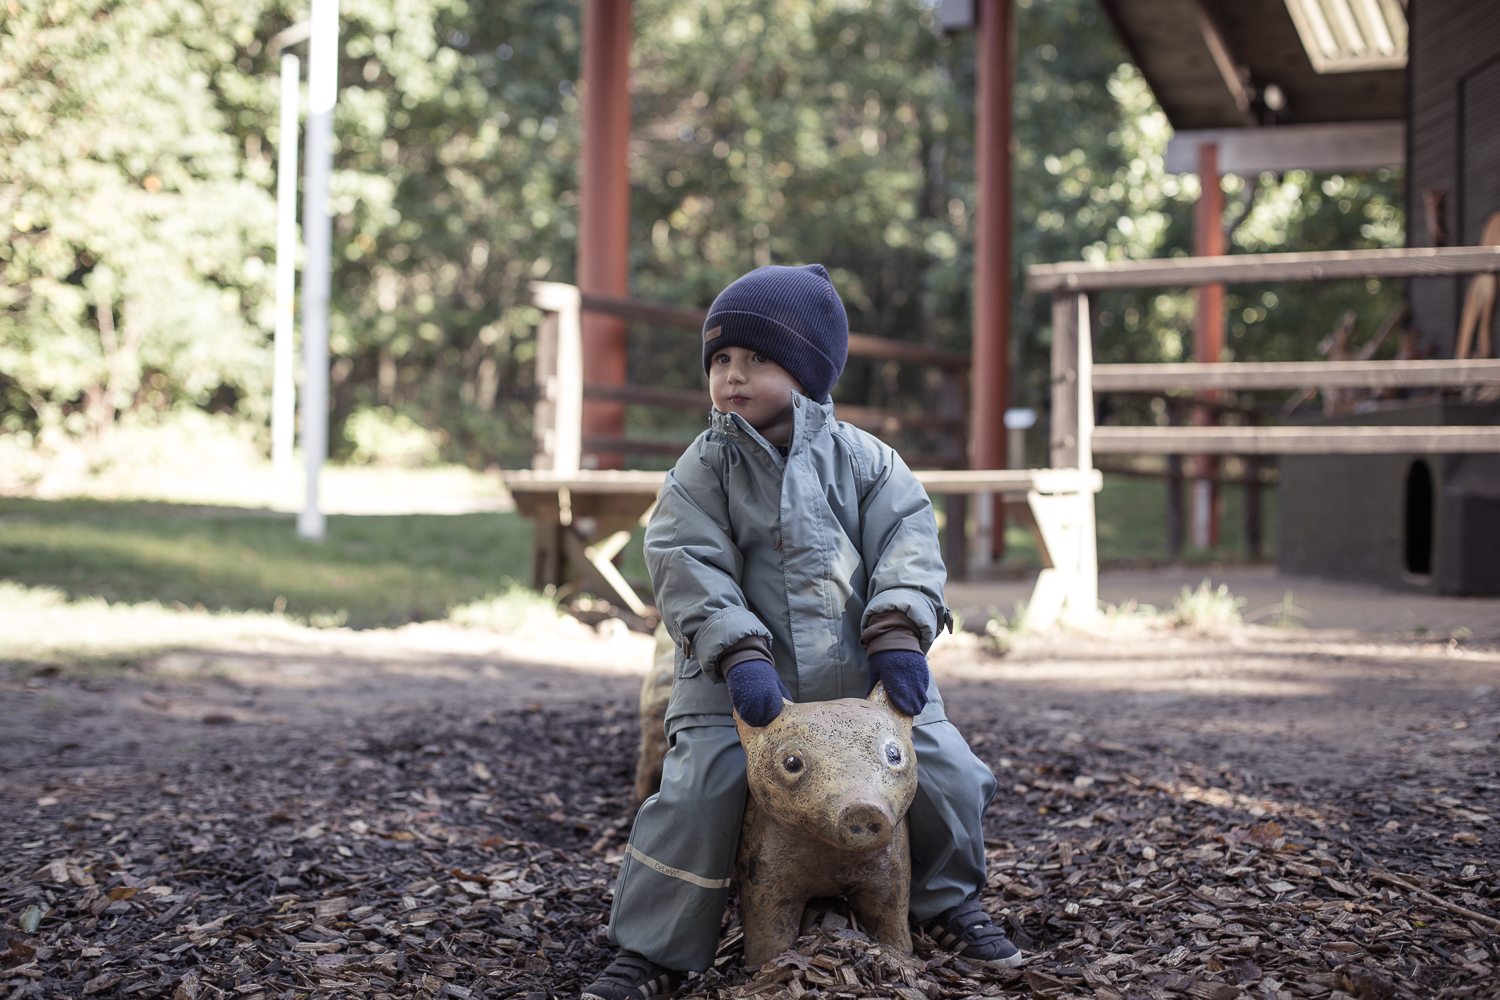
[709,392,833,460]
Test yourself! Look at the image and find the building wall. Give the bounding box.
[1278,400,1500,595]
[1407,0,1500,358]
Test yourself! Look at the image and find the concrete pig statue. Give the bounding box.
[734,683,918,966]
[634,624,675,806]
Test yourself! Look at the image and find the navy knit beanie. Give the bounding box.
[701,264,849,404]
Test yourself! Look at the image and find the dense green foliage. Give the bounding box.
[0,0,277,442]
[0,0,1404,471]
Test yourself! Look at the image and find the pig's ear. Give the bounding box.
[868,682,916,727]
[734,700,794,742]
[868,681,902,714]
[733,707,754,744]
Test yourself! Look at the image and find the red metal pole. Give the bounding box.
[1192,142,1224,547]
[971,0,1013,559]
[578,0,632,470]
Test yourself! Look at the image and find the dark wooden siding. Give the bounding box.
[1407,0,1500,358]
[1461,61,1500,247]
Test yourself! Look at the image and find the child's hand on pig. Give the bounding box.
[726,659,791,727]
[866,650,928,716]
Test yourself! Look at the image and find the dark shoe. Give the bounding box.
[580,950,682,1000]
[917,896,1025,968]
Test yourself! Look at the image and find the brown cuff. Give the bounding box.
[860,610,923,655]
[719,634,773,675]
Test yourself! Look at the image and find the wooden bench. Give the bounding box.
[503,467,1103,630]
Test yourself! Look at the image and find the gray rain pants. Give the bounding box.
[606,719,997,973]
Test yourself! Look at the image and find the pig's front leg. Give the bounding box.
[736,798,808,967]
[848,818,913,954]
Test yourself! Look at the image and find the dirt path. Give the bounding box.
[948,565,1500,638]
[933,625,1500,788]
[1,611,1497,999]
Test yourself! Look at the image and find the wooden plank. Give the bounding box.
[1091,359,1500,391]
[1164,122,1406,176]
[503,467,1104,496]
[531,308,560,469]
[1092,425,1500,454]
[502,469,667,494]
[1026,246,1500,293]
[846,333,970,369]
[1188,0,1254,123]
[834,404,965,434]
[913,468,1103,494]
[583,382,706,409]
[577,290,970,368]
[579,291,707,330]
[577,384,962,436]
[529,281,583,473]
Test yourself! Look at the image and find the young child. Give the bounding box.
[582,264,1021,1000]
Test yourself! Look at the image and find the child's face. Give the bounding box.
[708,346,805,440]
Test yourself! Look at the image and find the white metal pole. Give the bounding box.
[298,0,337,541]
[272,52,300,485]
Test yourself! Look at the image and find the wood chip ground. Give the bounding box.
[2,648,1497,1000]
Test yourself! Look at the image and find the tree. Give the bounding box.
[0,0,1404,474]
[0,0,277,445]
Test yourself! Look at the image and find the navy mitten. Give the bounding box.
[726,659,791,727]
[868,649,929,717]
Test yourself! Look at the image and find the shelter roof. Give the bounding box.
[1096,0,1405,130]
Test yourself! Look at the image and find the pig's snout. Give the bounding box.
[836,798,897,850]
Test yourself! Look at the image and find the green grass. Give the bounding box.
[0,498,536,629]
[0,474,1272,635]
[1095,474,1277,565]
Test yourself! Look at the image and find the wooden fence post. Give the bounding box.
[532,308,559,471]
[530,282,582,475]
[1167,397,1185,559]
[1074,294,1098,615]
[1050,291,1081,469]
[1027,290,1098,626]
[527,282,584,592]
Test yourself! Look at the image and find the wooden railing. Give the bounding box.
[1028,246,1500,469]
[514,251,1500,631]
[579,290,972,368]
[1028,245,1500,292]
[536,286,971,469]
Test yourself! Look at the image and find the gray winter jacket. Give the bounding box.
[644,393,951,737]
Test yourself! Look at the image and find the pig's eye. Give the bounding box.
[781,754,804,774]
[884,743,903,767]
